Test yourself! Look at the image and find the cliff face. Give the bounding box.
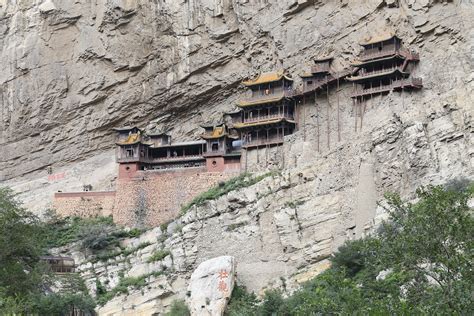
[2,0,474,313]
[1,0,470,181]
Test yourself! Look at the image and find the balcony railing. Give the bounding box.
[351,77,423,98]
[242,136,284,148]
[150,155,204,163]
[241,87,293,104]
[310,64,330,74]
[203,150,226,157]
[243,113,294,124]
[361,46,398,61]
[117,156,140,163]
[356,65,403,78]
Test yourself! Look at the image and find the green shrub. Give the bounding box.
[181,172,276,214]
[42,215,146,251]
[91,242,152,263]
[148,249,171,263]
[225,184,474,315]
[225,285,258,316]
[96,271,164,305]
[226,221,249,231]
[165,299,190,316]
[160,221,170,233]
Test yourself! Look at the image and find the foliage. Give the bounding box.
[226,221,249,231]
[0,188,47,298]
[225,184,474,315]
[148,249,171,263]
[42,214,144,252]
[225,285,259,316]
[181,172,277,214]
[165,299,191,316]
[91,242,152,263]
[0,188,96,314]
[96,271,163,306]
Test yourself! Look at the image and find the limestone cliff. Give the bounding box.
[1,0,474,314]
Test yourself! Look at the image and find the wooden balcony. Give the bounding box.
[242,136,284,148]
[351,77,423,98]
[310,64,331,74]
[149,155,204,163]
[240,87,293,106]
[243,113,294,124]
[290,68,355,97]
[116,156,141,163]
[361,46,398,61]
[203,150,226,157]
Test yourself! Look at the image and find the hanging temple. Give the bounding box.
[53,33,422,227]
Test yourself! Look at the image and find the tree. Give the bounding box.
[0,187,96,314]
[0,188,47,298]
[224,183,474,315]
[379,184,474,313]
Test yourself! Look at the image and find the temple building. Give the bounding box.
[114,127,206,179]
[235,70,297,149]
[347,33,422,99]
[40,256,75,274]
[200,124,241,172]
[296,56,354,97]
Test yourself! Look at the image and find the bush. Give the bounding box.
[165,299,190,316]
[225,285,258,316]
[224,184,474,315]
[96,271,163,305]
[148,249,171,263]
[43,215,146,251]
[181,172,277,214]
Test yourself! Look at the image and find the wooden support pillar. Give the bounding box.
[315,91,320,152]
[337,78,341,142]
[326,75,330,150]
[303,95,306,141]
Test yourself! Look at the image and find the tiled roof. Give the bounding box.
[242,70,293,87]
[237,94,286,107]
[360,32,399,45]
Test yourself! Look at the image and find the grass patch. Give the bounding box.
[181,172,277,214]
[42,214,146,251]
[284,199,305,209]
[226,221,249,231]
[96,271,163,306]
[165,299,190,316]
[147,249,171,263]
[91,242,152,264]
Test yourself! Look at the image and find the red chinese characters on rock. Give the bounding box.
[48,172,66,182]
[217,269,230,293]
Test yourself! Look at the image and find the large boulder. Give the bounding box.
[187,256,236,316]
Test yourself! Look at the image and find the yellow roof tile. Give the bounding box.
[234,118,295,129]
[237,94,285,107]
[360,32,398,45]
[116,133,141,145]
[242,70,293,87]
[201,126,227,139]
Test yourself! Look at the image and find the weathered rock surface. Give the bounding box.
[187,256,235,316]
[2,0,474,314]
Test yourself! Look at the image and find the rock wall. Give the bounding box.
[53,191,116,218]
[2,0,473,216]
[113,168,238,227]
[2,0,474,314]
[2,0,471,182]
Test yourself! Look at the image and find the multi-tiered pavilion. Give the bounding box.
[234,71,297,149]
[348,33,422,99]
